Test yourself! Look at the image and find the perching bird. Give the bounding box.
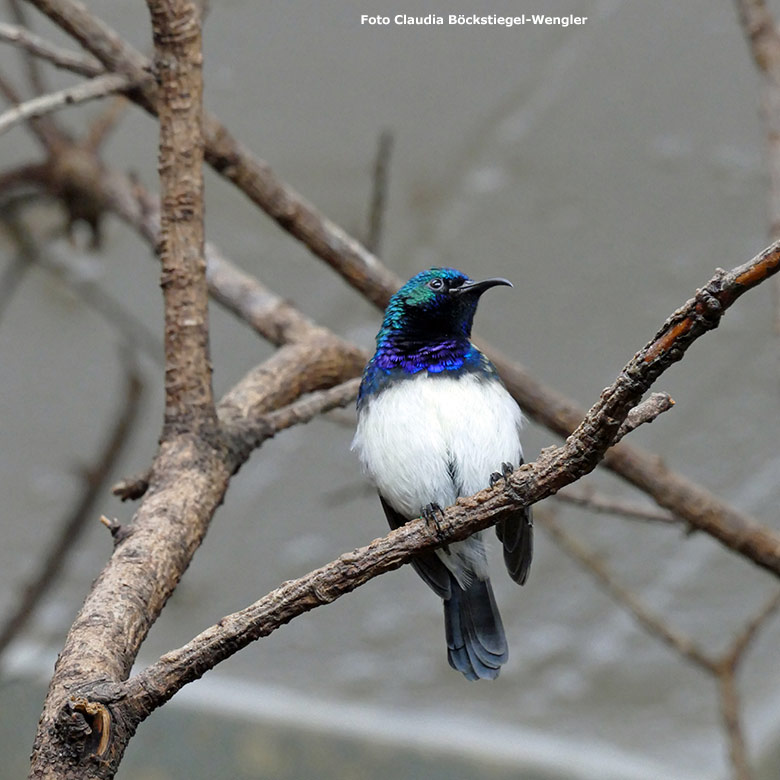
[352,267,532,680]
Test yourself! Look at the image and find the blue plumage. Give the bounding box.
[352,267,533,680]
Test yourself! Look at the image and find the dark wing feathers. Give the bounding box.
[379,495,451,599]
[495,455,533,585]
[496,507,533,585]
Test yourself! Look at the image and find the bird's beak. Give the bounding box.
[452,277,513,296]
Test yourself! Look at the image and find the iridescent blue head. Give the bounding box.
[380,267,511,342]
[361,268,511,394]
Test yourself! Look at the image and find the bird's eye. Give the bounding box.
[428,278,444,291]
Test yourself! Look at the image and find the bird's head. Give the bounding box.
[380,267,512,341]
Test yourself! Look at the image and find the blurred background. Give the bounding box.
[1,1,780,778]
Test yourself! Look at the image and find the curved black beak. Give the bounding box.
[452,277,513,296]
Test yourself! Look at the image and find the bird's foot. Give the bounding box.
[490,462,515,487]
[421,503,448,547]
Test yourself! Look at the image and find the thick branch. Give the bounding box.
[146,0,213,433]
[28,335,363,779]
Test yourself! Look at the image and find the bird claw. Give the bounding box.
[421,503,448,548]
[490,462,515,487]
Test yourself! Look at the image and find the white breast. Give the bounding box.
[352,373,524,520]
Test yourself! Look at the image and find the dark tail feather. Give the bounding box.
[444,576,508,680]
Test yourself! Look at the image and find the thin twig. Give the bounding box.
[613,392,675,442]
[0,354,143,657]
[0,72,131,136]
[365,128,393,255]
[542,514,715,668]
[717,670,750,780]
[555,485,677,524]
[0,21,103,77]
[83,94,126,152]
[227,376,361,448]
[717,588,780,780]
[7,0,46,94]
[0,65,62,149]
[0,205,163,365]
[0,22,106,78]
[725,587,780,665]
[734,0,780,332]
[542,513,780,780]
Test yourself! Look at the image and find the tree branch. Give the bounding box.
[542,512,780,780]
[0,64,62,150]
[555,486,677,525]
[734,0,780,332]
[613,392,674,442]
[364,128,393,255]
[0,354,143,657]
[0,21,102,77]
[0,72,132,136]
[146,0,213,434]
[7,0,47,95]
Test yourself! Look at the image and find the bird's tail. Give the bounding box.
[444,576,508,680]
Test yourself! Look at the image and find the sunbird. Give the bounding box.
[352,267,532,680]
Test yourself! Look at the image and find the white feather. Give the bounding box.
[352,373,523,586]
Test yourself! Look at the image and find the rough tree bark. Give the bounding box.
[28,2,218,777]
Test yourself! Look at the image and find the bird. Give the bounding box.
[351,267,532,680]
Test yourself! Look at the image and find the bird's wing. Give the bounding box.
[495,456,534,585]
[380,495,452,599]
